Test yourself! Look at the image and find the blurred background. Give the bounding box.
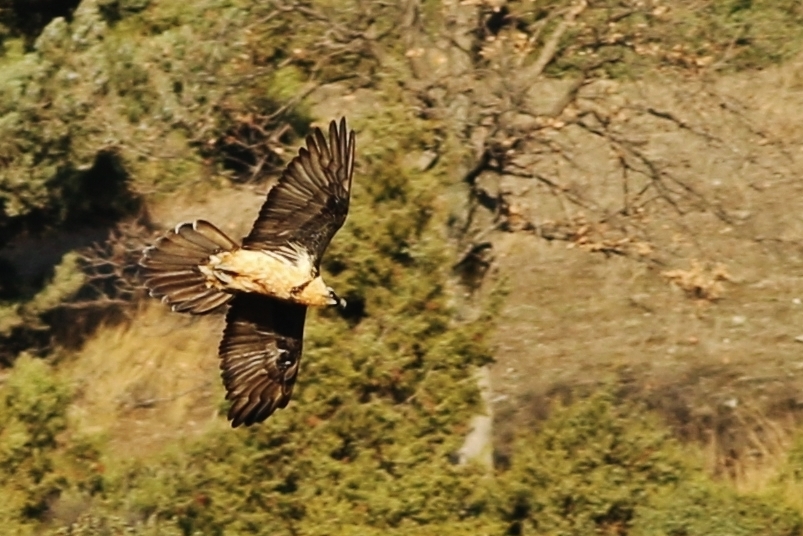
[2,0,803,534]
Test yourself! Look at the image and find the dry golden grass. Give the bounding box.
[62,302,228,457]
[488,226,803,492]
[479,58,803,504]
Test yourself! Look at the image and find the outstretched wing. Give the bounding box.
[243,117,355,267]
[219,293,307,427]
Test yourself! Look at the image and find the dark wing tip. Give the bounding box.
[241,117,355,253]
[225,381,293,428]
[330,117,355,190]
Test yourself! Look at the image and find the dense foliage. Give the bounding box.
[496,395,801,536]
[1,364,800,534]
[486,0,803,77]
[1,1,803,535]
[0,355,102,533]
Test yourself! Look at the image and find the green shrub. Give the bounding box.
[50,512,183,536]
[497,0,803,78]
[0,355,71,527]
[633,482,802,536]
[495,393,802,536]
[496,393,688,535]
[0,355,105,531]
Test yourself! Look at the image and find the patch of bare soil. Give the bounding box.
[477,59,803,485]
[147,185,267,241]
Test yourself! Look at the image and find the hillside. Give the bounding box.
[1,1,803,534]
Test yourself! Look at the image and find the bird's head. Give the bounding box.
[327,287,347,308]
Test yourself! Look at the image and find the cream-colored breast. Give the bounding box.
[200,247,315,301]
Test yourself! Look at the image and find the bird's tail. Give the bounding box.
[140,220,238,314]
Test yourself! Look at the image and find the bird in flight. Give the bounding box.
[139,118,355,427]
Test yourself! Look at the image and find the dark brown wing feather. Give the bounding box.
[219,293,307,427]
[242,117,355,266]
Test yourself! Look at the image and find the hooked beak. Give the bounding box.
[329,290,347,309]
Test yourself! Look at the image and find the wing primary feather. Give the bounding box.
[314,127,331,165]
[330,119,342,173]
[241,118,355,262]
